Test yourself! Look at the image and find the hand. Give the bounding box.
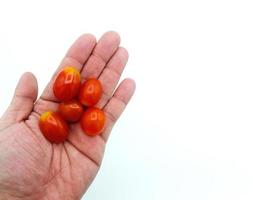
[0,31,135,200]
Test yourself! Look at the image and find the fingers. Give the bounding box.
[101,79,136,141]
[40,34,97,101]
[96,47,129,108]
[0,73,38,129]
[80,31,120,79]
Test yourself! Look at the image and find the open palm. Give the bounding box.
[0,32,135,200]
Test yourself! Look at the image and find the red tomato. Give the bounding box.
[39,111,69,143]
[80,107,106,136]
[58,100,84,122]
[53,67,81,102]
[79,78,103,107]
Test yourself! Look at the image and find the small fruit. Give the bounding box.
[80,107,106,136]
[39,111,69,143]
[79,78,103,107]
[53,67,81,102]
[59,100,84,122]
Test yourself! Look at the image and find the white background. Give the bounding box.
[0,0,253,199]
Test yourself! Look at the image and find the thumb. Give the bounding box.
[1,72,38,128]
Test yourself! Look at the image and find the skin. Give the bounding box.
[0,31,136,200]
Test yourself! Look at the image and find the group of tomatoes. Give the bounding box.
[39,67,106,143]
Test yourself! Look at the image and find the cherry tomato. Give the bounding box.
[58,100,84,122]
[80,107,106,136]
[53,67,81,102]
[39,111,69,143]
[79,78,103,107]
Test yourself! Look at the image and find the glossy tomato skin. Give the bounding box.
[80,107,106,136]
[39,111,69,143]
[79,78,103,107]
[59,100,84,122]
[53,67,81,102]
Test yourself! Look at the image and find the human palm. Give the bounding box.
[0,32,135,200]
